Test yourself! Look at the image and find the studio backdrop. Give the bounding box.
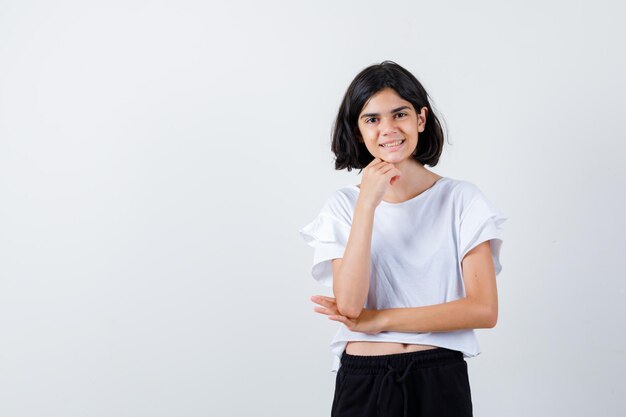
[1,1,624,416]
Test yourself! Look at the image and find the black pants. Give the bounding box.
[331,347,473,417]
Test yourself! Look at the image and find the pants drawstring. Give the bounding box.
[376,359,418,417]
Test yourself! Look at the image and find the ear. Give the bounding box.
[418,107,428,133]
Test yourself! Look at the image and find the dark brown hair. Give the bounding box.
[331,61,446,172]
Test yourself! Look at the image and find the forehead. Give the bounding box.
[360,88,413,114]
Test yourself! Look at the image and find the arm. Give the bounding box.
[379,240,498,332]
[314,240,498,332]
[331,199,377,319]
[327,157,402,320]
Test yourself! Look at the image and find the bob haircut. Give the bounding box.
[331,61,445,172]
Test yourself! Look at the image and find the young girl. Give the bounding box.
[299,61,507,417]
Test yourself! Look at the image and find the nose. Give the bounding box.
[379,116,398,135]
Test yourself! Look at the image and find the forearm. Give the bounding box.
[377,297,497,333]
[333,199,376,319]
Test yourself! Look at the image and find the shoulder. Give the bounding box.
[319,185,359,220]
[443,178,506,228]
[439,177,499,222]
[439,177,485,204]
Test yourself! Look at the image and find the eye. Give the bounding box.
[395,112,408,119]
[365,117,378,124]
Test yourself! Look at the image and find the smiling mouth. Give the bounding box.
[380,139,405,148]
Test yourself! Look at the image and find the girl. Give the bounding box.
[299,61,507,417]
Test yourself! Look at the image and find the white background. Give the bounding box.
[1,1,625,416]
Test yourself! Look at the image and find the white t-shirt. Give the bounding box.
[299,177,507,372]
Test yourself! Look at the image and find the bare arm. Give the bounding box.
[331,199,376,319]
[315,240,498,332]
[378,241,498,331]
[331,158,402,319]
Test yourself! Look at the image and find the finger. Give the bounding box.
[366,158,386,171]
[383,168,402,182]
[310,295,336,306]
[311,295,335,302]
[367,157,382,167]
[328,315,352,327]
[379,164,397,175]
[314,306,334,315]
[328,315,345,324]
[372,160,394,171]
[315,305,340,315]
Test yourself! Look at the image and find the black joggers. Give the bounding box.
[331,347,473,417]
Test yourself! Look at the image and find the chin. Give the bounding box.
[380,154,408,164]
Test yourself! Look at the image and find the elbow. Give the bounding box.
[485,313,498,328]
[467,296,498,328]
[336,301,363,320]
[333,283,366,319]
[483,305,498,328]
[469,298,497,328]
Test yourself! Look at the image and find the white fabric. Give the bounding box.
[299,177,507,372]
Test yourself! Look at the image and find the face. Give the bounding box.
[357,88,427,166]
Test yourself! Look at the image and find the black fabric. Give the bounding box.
[331,347,473,417]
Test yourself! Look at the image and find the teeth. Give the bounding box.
[381,140,404,147]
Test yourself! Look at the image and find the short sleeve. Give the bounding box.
[458,191,508,276]
[299,211,351,287]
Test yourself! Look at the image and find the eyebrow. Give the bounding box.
[360,106,411,119]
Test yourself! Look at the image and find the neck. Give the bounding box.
[383,159,442,202]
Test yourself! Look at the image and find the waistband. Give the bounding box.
[340,347,463,374]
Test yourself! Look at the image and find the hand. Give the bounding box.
[358,158,402,208]
[310,295,384,335]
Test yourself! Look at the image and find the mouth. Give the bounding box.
[379,139,405,150]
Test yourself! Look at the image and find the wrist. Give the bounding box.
[375,309,390,332]
[355,198,377,214]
